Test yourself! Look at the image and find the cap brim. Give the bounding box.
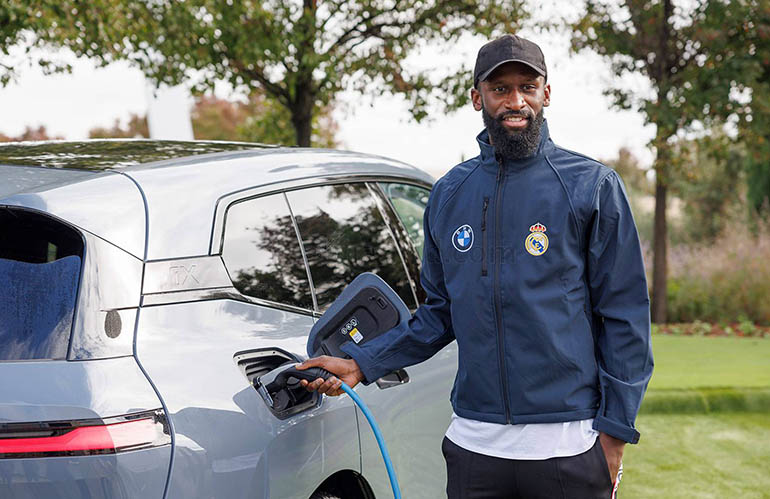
[477,59,546,86]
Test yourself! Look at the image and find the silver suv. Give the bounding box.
[0,141,457,499]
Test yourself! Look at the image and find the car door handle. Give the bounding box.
[375,368,410,389]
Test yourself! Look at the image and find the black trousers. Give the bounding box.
[442,436,614,499]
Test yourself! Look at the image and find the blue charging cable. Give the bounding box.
[268,367,402,499]
[339,381,401,499]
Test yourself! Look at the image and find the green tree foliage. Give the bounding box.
[571,0,768,323]
[671,134,744,244]
[0,0,70,85]
[87,92,339,146]
[6,0,527,146]
[739,4,770,216]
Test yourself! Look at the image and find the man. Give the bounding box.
[299,34,653,498]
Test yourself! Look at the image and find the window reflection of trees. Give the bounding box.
[291,184,414,311]
[228,211,313,310]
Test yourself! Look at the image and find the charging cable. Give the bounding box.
[267,367,402,499]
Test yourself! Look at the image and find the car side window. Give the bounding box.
[222,193,314,311]
[379,183,430,258]
[370,183,427,307]
[286,183,416,312]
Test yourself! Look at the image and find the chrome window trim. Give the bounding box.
[284,191,319,313]
[209,174,432,255]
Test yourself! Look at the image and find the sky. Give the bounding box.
[0,24,656,179]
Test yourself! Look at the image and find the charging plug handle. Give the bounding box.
[267,366,333,392]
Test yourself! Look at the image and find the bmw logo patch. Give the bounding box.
[452,224,474,252]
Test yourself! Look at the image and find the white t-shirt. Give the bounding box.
[445,413,598,460]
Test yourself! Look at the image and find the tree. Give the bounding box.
[87,92,339,147]
[0,125,62,142]
[192,93,339,147]
[89,113,149,139]
[671,133,744,244]
[571,0,768,323]
[604,146,651,196]
[0,1,70,86]
[9,0,528,146]
[737,4,770,217]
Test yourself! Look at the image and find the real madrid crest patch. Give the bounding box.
[452,224,474,252]
[525,222,549,256]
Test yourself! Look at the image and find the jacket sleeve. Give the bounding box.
[587,171,654,444]
[340,194,455,384]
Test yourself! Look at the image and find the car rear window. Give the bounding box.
[0,208,83,360]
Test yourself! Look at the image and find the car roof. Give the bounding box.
[0,140,434,260]
[0,139,274,171]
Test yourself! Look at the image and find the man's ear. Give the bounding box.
[543,83,551,107]
[471,87,483,111]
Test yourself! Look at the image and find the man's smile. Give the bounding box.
[499,113,530,130]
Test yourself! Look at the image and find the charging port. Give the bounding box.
[234,348,320,419]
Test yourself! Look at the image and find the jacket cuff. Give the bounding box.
[339,342,383,385]
[592,415,641,444]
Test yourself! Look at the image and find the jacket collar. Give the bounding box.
[477,119,554,174]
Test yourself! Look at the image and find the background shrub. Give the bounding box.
[649,223,770,325]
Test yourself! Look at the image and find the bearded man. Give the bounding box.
[300,34,653,499]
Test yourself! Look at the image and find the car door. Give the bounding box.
[285,181,457,497]
[134,191,360,499]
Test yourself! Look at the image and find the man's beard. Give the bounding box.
[482,106,544,161]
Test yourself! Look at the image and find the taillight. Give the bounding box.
[0,410,170,459]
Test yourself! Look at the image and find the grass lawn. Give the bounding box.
[622,336,770,497]
[622,413,770,498]
[649,335,770,390]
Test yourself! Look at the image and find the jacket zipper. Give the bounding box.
[481,197,489,277]
[493,162,512,423]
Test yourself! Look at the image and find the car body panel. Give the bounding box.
[0,167,146,259]
[357,344,457,497]
[0,357,162,423]
[68,231,144,360]
[142,256,232,294]
[135,299,360,499]
[0,165,97,198]
[0,447,171,499]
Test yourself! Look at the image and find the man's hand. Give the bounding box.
[297,356,365,397]
[599,432,625,483]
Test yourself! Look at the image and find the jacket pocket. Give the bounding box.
[481,197,489,276]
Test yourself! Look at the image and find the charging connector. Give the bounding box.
[267,365,402,499]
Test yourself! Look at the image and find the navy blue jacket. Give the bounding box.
[342,121,653,444]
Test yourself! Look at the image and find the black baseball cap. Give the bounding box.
[473,34,547,88]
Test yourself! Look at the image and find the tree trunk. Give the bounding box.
[651,172,668,324]
[290,85,314,147]
[650,0,673,324]
[292,112,312,147]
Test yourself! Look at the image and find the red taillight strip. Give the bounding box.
[0,416,169,458]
